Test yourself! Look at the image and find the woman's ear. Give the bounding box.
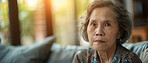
[117,31,121,39]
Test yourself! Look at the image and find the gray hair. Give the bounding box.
[80,0,133,44]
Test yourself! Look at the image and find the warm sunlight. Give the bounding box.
[2,0,7,3]
[51,0,67,11]
[25,0,39,9]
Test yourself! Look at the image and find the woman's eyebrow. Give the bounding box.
[104,20,110,23]
[90,18,113,23]
[89,18,96,23]
[103,19,113,23]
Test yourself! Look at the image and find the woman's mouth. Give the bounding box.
[94,40,105,43]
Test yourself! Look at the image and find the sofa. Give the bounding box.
[0,36,148,63]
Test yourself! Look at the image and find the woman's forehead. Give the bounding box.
[89,7,117,23]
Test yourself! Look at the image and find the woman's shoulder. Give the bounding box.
[115,44,142,63]
[74,47,95,57]
[73,47,95,63]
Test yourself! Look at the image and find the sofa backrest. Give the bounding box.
[48,41,148,63]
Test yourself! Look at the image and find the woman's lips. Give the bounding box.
[94,40,105,43]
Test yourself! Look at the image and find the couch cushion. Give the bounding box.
[140,48,148,63]
[47,43,87,63]
[122,41,148,57]
[0,36,55,63]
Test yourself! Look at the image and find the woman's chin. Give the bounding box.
[92,44,107,51]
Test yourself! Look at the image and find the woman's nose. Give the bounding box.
[95,26,104,36]
[96,33,103,36]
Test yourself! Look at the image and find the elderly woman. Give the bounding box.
[73,0,141,63]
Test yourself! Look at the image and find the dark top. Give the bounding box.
[73,44,142,63]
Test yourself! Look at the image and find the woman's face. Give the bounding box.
[87,7,120,51]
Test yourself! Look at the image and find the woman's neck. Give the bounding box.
[97,43,117,63]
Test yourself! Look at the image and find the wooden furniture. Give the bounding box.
[8,0,21,45]
[131,25,148,43]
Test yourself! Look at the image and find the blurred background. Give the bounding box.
[0,0,148,46]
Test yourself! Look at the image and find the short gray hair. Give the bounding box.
[80,0,133,44]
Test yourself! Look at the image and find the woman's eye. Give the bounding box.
[104,23,111,26]
[92,23,96,26]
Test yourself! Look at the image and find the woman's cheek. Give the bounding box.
[88,28,95,45]
[87,27,92,42]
